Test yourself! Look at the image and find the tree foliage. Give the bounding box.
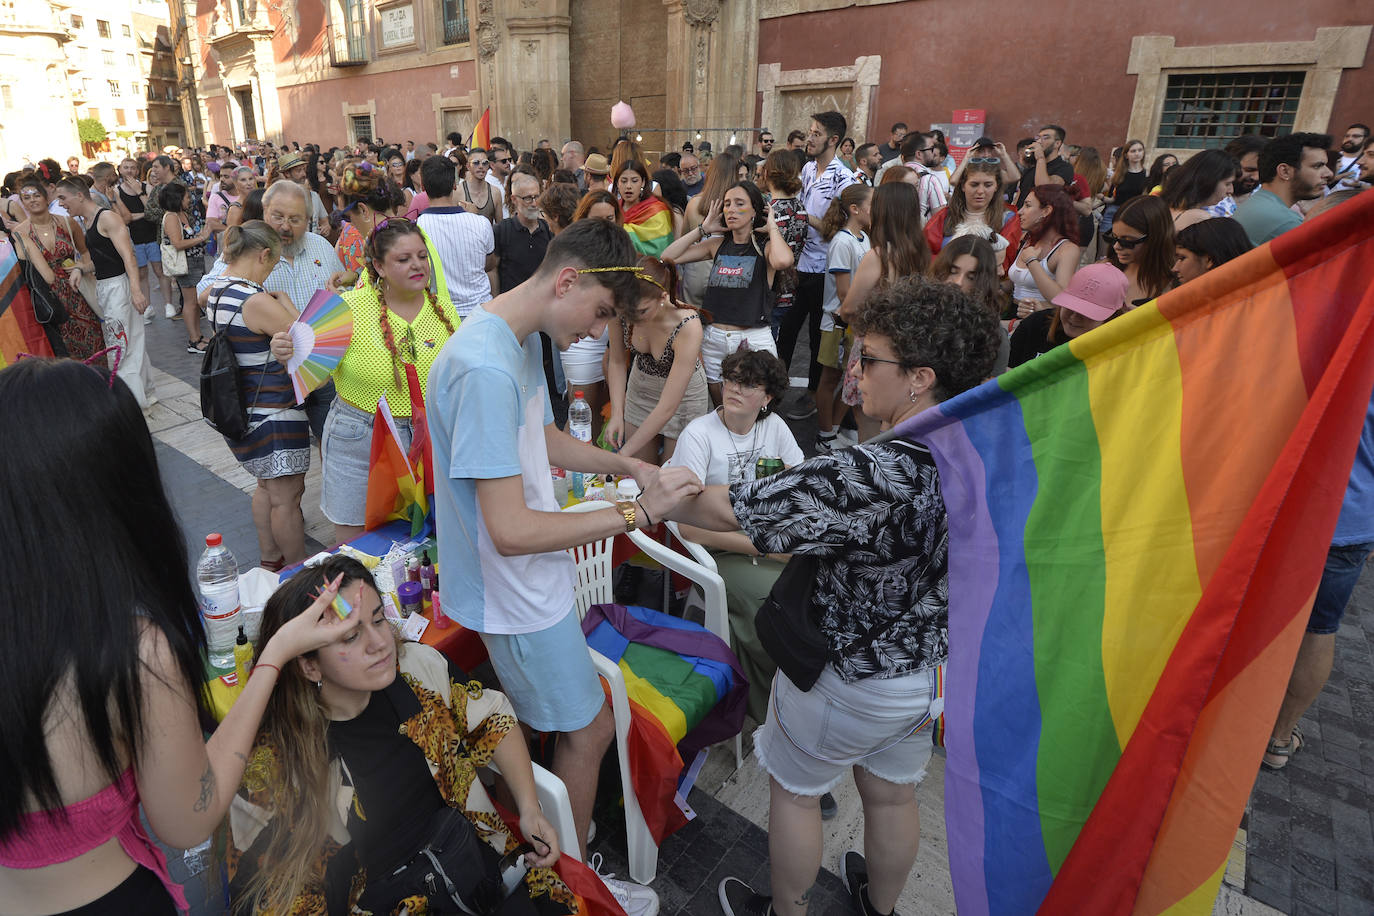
[77,118,108,145]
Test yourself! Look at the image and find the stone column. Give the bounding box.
[477,0,571,151]
[664,0,760,153]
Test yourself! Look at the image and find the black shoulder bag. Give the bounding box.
[755,554,829,691]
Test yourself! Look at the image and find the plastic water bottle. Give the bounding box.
[197,533,241,670]
[568,390,592,499]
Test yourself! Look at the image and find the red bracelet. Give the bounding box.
[253,662,280,678]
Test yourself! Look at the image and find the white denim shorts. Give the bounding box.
[560,328,608,386]
[699,324,777,383]
[754,664,939,796]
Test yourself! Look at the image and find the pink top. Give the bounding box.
[0,768,188,912]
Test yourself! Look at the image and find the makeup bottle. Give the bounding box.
[233,626,254,686]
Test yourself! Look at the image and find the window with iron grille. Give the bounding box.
[1157,71,1304,149]
[442,0,468,45]
[344,0,367,60]
[349,113,373,143]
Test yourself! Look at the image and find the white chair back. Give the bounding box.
[563,501,614,619]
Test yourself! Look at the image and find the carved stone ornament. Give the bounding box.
[525,87,539,121]
[683,0,721,27]
[476,0,499,59]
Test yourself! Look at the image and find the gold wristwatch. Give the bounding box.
[618,500,638,533]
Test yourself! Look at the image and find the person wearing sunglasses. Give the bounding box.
[663,277,1001,916]
[1008,262,1128,368]
[461,148,503,224]
[1105,194,1176,308]
[488,137,514,188]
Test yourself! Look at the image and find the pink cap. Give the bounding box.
[1051,263,1129,321]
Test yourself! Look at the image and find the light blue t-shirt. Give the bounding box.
[1334,392,1374,546]
[1233,188,1302,247]
[426,306,574,634]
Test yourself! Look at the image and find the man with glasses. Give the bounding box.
[488,137,514,191]
[1015,124,1074,206]
[678,152,704,197]
[494,171,564,402]
[875,132,947,223]
[198,181,348,440]
[877,122,908,163]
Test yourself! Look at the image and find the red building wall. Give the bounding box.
[758,2,1373,150]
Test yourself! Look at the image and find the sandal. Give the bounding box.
[186,337,208,354]
[260,556,286,573]
[1261,725,1303,770]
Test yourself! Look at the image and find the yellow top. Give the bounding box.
[333,284,460,416]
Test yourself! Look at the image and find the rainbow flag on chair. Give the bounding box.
[894,190,1374,914]
[582,603,747,843]
[621,196,674,258]
[469,107,491,151]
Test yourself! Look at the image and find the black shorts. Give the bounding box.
[54,866,176,916]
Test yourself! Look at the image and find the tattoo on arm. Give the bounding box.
[793,885,813,908]
[193,764,216,813]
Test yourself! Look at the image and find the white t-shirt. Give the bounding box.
[416,206,495,317]
[822,228,869,331]
[669,410,805,486]
[427,307,573,635]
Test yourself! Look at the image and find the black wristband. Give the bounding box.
[635,497,654,526]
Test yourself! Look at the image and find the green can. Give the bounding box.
[755,456,785,478]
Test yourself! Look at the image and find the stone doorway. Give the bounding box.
[568,0,668,155]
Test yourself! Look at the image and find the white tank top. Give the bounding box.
[1007,237,1070,302]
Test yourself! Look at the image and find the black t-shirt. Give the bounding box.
[702,235,771,328]
[1110,169,1149,206]
[1016,155,1076,206]
[85,209,126,280]
[492,217,552,294]
[328,688,447,875]
[1007,308,1065,368]
[877,143,901,163]
[119,182,156,245]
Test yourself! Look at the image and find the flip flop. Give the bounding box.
[1261,725,1304,771]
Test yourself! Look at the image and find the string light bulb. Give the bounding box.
[635,133,643,142]
[729,133,737,146]
[695,130,703,140]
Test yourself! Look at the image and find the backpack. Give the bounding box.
[200,288,263,440]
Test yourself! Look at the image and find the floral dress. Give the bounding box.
[26,218,102,361]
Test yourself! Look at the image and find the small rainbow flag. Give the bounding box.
[0,239,52,367]
[621,196,674,258]
[364,380,431,538]
[469,107,491,151]
[895,190,1374,914]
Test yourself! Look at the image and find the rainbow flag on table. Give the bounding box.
[469,107,491,151]
[0,238,53,366]
[582,603,747,843]
[621,196,674,258]
[894,190,1374,914]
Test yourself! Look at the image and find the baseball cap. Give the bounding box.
[583,153,610,176]
[1051,263,1129,321]
[972,136,997,150]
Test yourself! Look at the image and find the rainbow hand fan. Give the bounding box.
[287,289,353,403]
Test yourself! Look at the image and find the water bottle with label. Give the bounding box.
[196,533,241,670]
[568,389,593,499]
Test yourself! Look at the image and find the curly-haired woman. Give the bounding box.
[668,277,1002,916]
[271,219,460,544]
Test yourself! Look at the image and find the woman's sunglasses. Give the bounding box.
[1104,233,1149,250]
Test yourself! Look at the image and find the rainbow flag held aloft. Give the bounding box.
[621,196,674,258]
[894,190,1374,914]
[0,239,53,367]
[469,107,491,151]
[582,603,747,843]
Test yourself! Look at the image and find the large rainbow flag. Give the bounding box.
[469,107,491,151]
[621,196,674,258]
[894,190,1374,914]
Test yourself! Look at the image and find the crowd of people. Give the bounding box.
[1,109,1372,916]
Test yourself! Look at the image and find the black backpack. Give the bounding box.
[200,289,263,440]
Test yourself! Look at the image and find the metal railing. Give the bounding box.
[441,0,468,45]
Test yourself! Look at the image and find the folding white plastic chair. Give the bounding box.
[562,501,740,885]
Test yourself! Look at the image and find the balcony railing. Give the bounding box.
[441,0,468,45]
[329,0,368,66]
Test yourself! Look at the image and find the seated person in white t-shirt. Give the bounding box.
[667,349,804,721]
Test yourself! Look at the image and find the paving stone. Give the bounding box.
[1292,847,1336,887]
[1336,856,1374,899]
[1335,890,1374,916]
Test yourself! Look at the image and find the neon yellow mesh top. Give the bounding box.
[333,284,460,416]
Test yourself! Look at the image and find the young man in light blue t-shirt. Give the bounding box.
[426,219,702,903]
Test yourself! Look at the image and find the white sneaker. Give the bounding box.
[164,302,177,318]
[142,309,152,324]
[590,853,659,916]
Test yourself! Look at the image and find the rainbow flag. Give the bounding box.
[364,399,428,539]
[0,239,52,366]
[894,190,1374,914]
[582,603,747,843]
[621,196,674,258]
[469,107,491,151]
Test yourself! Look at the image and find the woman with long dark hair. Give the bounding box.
[651,168,689,239]
[663,180,793,403]
[1145,153,1179,193]
[0,358,360,914]
[1160,148,1237,229]
[1106,194,1176,307]
[616,159,674,257]
[929,234,1009,375]
[160,182,212,353]
[227,557,571,915]
[680,151,742,305]
[1007,184,1081,318]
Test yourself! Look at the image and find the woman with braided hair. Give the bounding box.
[271,218,461,543]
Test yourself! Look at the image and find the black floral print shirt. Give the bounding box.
[730,439,948,683]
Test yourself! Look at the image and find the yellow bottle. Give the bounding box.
[233,626,254,686]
